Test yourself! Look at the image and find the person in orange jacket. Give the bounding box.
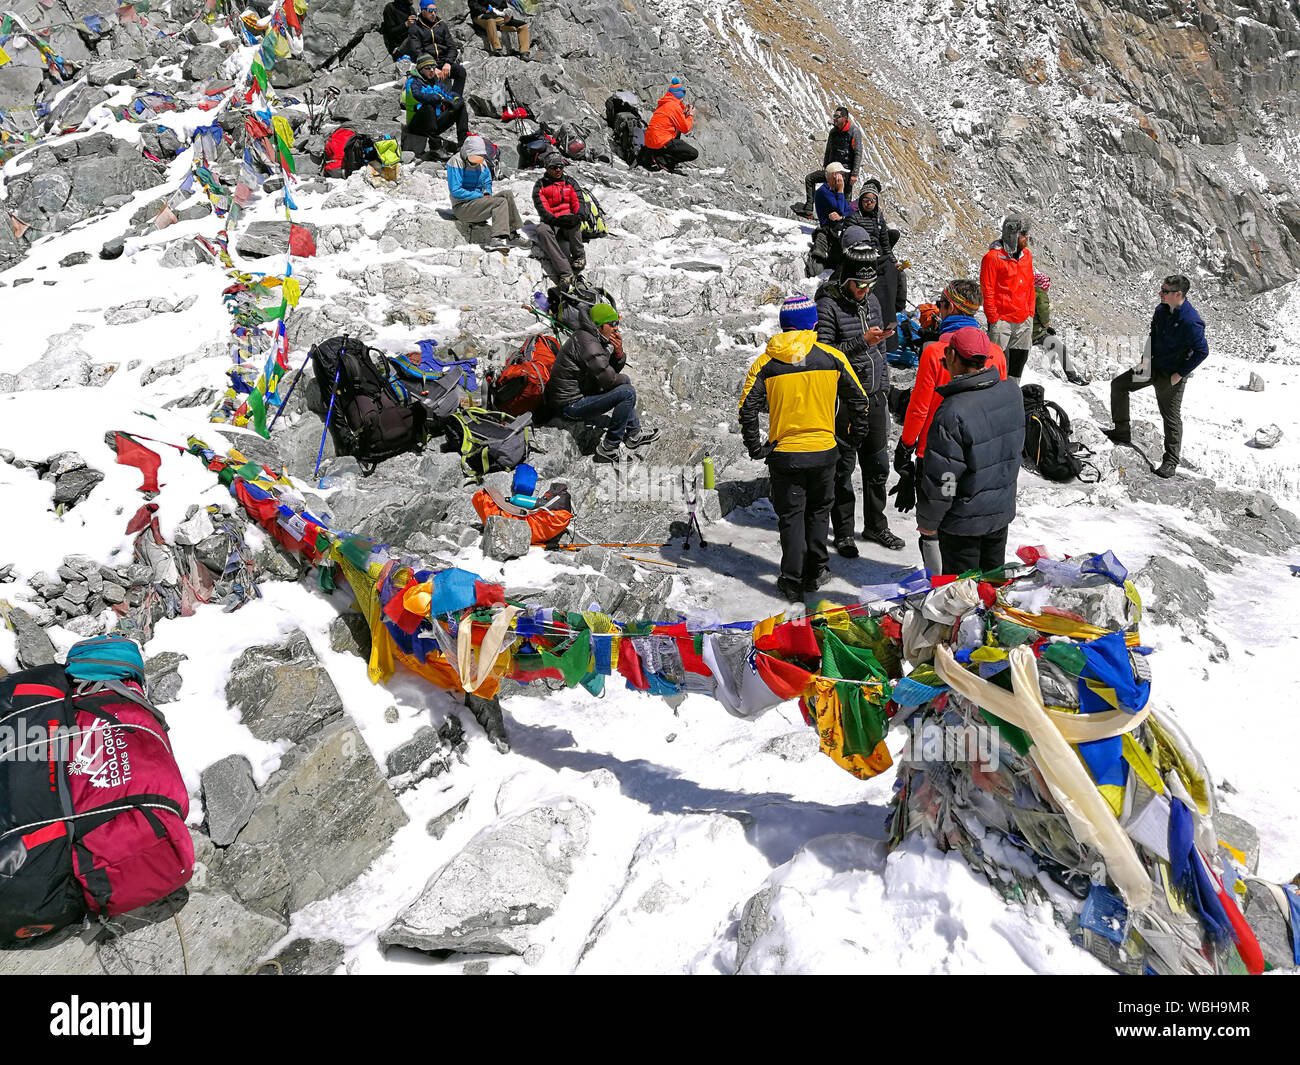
[980,214,1035,379]
[892,279,1007,566]
[639,76,698,172]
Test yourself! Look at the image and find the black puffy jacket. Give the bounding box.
[546,322,627,408]
[916,366,1025,536]
[399,15,460,64]
[814,282,888,396]
[381,0,415,55]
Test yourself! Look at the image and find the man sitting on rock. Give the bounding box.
[639,76,697,173]
[399,0,466,96]
[532,152,586,289]
[468,0,532,59]
[446,134,527,252]
[402,54,469,157]
[381,0,418,56]
[546,303,660,463]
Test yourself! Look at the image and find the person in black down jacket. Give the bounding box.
[845,179,889,257]
[399,0,466,95]
[546,302,659,463]
[381,0,417,56]
[815,256,905,555]
[916,326,1025,574]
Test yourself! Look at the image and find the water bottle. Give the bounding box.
[1133,338,1152,384]
[702,455,715,490]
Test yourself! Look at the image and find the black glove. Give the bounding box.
[889,462,916,513]
[748,441,774,461]
[893,439,915,475]
[558,214,583,229]
[1046,326,1056,336]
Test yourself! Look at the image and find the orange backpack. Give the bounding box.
[493,333,560,417]
[472,482,573,545]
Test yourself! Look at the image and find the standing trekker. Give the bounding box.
[873,229,907,355]
[915,327,1025,575]
[546,303,659,462]
[382,0,418,56]
[400,0,467,96]
[980,214,1035,380]
[640,76,697,172]
[793,107,863,218]
[402,54,469,156]
[814,258,904,556]
[468,0,532,59]
[532,152,586,289]
[895,281,1007,566]
[446,134,527,252]
[739,294,871,603]
[1102,274,1207,478]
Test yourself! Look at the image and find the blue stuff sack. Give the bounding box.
[64,636,146,685]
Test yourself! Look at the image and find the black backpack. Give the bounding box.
[545,281,617,333]
[310,336,428,476]
[1021,384,1097,483]
[604,91,642,128]
[610,111,645,166]
[517,124,558,168]
[443,408,533,481]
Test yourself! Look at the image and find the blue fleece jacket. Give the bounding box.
[814,182,851,227]
[1150,299,1209,375]
[446,153,492,201]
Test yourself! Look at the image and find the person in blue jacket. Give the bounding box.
[402,54,468,155]
[1104,274,1209,478]
[814,162,851,227]
[446,134,526,251]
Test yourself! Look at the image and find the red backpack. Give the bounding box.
[492,333,559,417]
[0,641,194,947]
[324,127,377,177]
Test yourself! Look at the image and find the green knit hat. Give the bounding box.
[590,302,620,325]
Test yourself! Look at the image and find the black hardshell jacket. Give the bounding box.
[814,282,888,396]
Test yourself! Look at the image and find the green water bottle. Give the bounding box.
[702,455,715,490]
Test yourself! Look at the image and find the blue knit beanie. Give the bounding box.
[779,293,817,332]
[668,76,685,99]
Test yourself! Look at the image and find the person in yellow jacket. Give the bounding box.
[739,293,871,602]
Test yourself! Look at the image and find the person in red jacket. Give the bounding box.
[980,214,1035,379]
[531,152,586,288]
[892,279,1007,567]
[639,76,697,172]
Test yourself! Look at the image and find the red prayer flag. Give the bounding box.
[288,223,316,257]
[115,432,162,492]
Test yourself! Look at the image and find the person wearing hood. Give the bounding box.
[382,0,418,56]
[845,179,889,255]
[402,54,468,156]
[1103,273,1208,478]
[980,213,1035,379]
[640,76,697,172]
[895,280,1007,566]
[915,326,1025,574]
[446,134,525,251]
[814,258,904,556]
[546,302,660,463]
[531,152,585,287]
[793,107,863,218]
[400,0,466,95]
[739,293,871,602]
[468,0,532,59]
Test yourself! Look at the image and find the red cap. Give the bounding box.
[948,326,991,361]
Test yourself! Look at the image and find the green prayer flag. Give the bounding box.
[274,132,296,175]
[250,59,268,94]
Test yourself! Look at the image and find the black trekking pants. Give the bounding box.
[831,394,890,540]
[1110,369,1187,465]
[644,135,698,171]
[938,526,1009,576]
[769,455,837,585]
[533,220,585,276]
[407,97,468,149]
[803,169,855,209]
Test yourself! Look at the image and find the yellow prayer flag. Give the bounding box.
[282,277,301,306]
[271,114,295,151]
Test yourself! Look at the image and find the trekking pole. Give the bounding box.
[313,359,343,478]
[267,347,313,433]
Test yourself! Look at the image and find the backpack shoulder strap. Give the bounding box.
[1043,399,1072,435]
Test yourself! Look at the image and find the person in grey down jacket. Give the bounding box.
[916,326,1025,574]
[546,302,660,463]
[815,257,904,555]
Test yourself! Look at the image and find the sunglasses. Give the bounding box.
[1159,287,1179,295]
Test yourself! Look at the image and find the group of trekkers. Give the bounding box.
[743,106,1212,601]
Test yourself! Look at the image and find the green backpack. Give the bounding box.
[575,182,609,240]
[443,408,533,481]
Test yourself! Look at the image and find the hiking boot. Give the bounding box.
[507,231,531,248]
[571,258,586,275]
[488,47,504,57]
[776,576,805,603]
[518,50,535,62]
[1065,370,1090,386]
[790,202,815,219]
[862,527,905,551]
[834,535,860,559]
[1154,458,1178,478]
[623,426,660,448]
[556,273,576,291]
[1102,427,1131,446]
[482,238,510,253]
[594,436,623,463]
[803,567,832,593]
